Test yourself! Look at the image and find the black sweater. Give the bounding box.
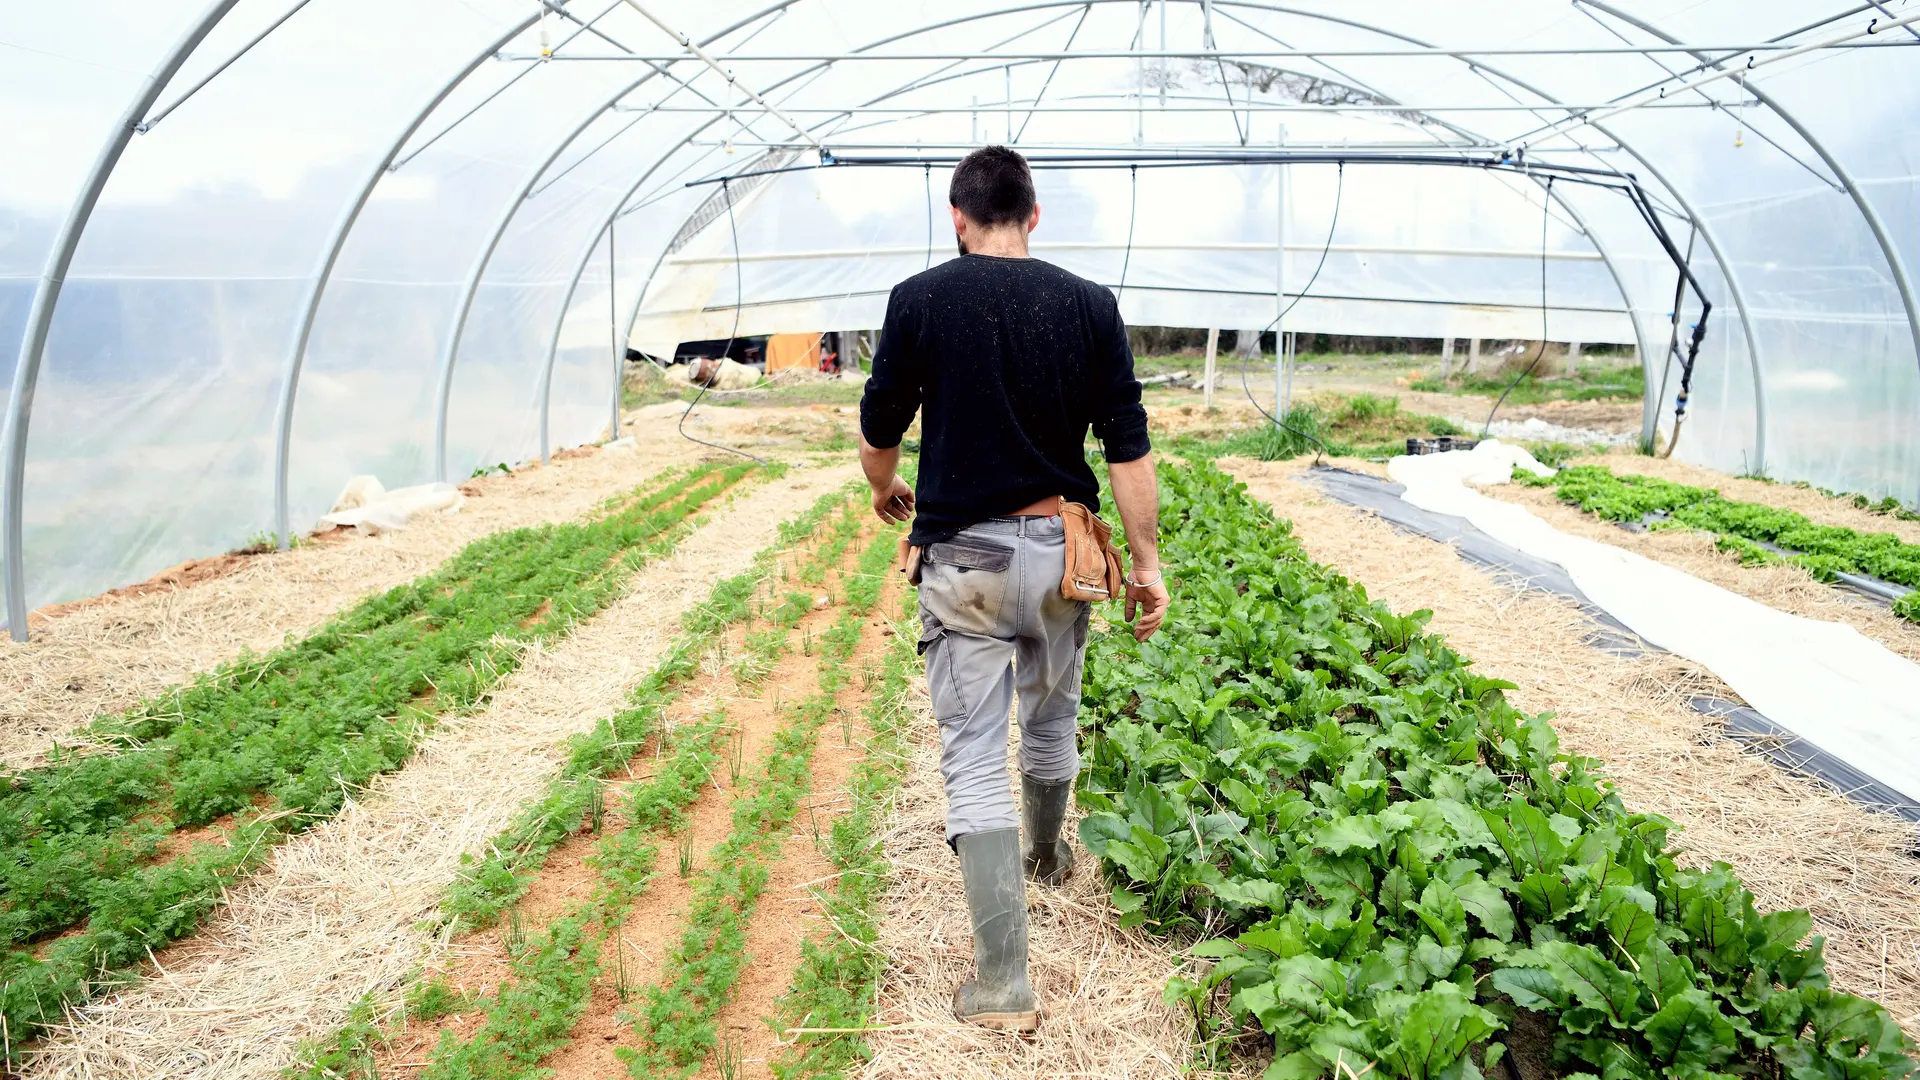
[859,254,1151,546]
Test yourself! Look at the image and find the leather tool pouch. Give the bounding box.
[1060,501,1125,602]
[897,535,925,585]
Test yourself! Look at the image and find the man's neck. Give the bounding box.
[965,228,1030,259]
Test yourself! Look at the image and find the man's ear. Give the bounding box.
[1028,202,1041,234]
[950,205,968,237]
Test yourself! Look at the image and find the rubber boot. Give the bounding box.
[952,828,1040,1031]
[1021,774,1076,886]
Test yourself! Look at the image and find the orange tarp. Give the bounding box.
[765,332,821,373]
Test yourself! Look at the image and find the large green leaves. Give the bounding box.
[1079,459,1917,1080]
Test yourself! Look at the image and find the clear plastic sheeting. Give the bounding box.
[1391,443,1920,807]
[3,0,1918,627]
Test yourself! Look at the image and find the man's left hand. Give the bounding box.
[1125,576,1170,642]
[872,476,916,524]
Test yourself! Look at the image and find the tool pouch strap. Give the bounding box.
[1059,501,1124,602]
[897,535,925,585]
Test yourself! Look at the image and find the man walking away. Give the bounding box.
[857,145,1170,1031]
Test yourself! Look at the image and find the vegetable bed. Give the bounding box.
[1517,465,1920,622]
[1078,460,1916,1080]
[0,461,760,1051]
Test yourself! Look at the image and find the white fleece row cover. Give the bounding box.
[1388,442,1920,807]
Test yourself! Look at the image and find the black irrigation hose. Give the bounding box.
[677,178,770,465]
[1117,164,1138,302]
[1238,162,1345,461]
[1652,226,1697,455]
[923,163,934,270]
[1481,175,1555,439]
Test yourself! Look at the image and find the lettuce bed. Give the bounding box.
[1518,465,1920,623]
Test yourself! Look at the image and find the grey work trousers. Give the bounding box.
[917,515,1091,842]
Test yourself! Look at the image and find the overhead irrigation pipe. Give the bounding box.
[618,0,824,153]
[1528,8,1920,145]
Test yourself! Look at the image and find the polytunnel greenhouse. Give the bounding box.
[3,2,1919,1078]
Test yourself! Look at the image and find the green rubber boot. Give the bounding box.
[1021,774,1076,887]
[952,828,1039,1031]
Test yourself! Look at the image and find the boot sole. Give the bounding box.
[956,1008,1040,1033]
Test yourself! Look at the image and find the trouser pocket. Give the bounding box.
[919,537,1014,638]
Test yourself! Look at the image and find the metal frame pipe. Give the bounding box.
[1,0,241,641]
[431,0,806,483]
[390,0,627,173]
[268,11,550,548]
[538,220,613,465]
[662,240,1610,263]
[423,0,1758,495]
[1579,0,1920,497]
[494,41,1911,61]
[531,0,1106,463]
[137,0,316,132]
[613,0,1703,381]
[1526,9,1920,147]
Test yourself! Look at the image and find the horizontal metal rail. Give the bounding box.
[664,241,1608,264]
[495,41,1917,62]
[617,100,1737,114]
[1527,8,1920,145]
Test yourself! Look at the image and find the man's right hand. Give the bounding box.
[871,476,916,524]
[1124,575,1169,642]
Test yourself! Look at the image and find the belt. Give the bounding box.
[1007,495,1064,517]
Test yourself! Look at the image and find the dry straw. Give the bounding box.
[23,466,858,1080]
[861,679,1211,1079]
[1228,457,1920,1039]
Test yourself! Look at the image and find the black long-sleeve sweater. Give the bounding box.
[859,253,1152,547]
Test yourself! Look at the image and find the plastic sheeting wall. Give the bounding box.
[4,0,1917,620]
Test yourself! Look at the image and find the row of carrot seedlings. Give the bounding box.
[293,483,909,1080]
[0,461,765,1058]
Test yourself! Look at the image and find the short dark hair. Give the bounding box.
[948,145,1035,228]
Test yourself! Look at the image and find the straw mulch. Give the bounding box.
[0,442,696,770]
[1226,457,1920,1038]
[1481,475,1920,665]
[23,466,858,1080]
[861,680,1215,1080]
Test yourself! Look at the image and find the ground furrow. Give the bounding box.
[614,519,892,1080]
[21,464,859,1080]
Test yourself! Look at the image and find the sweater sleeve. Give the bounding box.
[858,285,923,449]
[1089,293,1151,463]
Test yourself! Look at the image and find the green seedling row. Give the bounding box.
[408,710,728,1080]
[623,524,897,1080]
[1515,464,1920,623]
[765,577,916,1080]
[284,481,864,1080]
[1077,460,1915,1080]
[440,483,859,931]
[0,461,762,1055]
